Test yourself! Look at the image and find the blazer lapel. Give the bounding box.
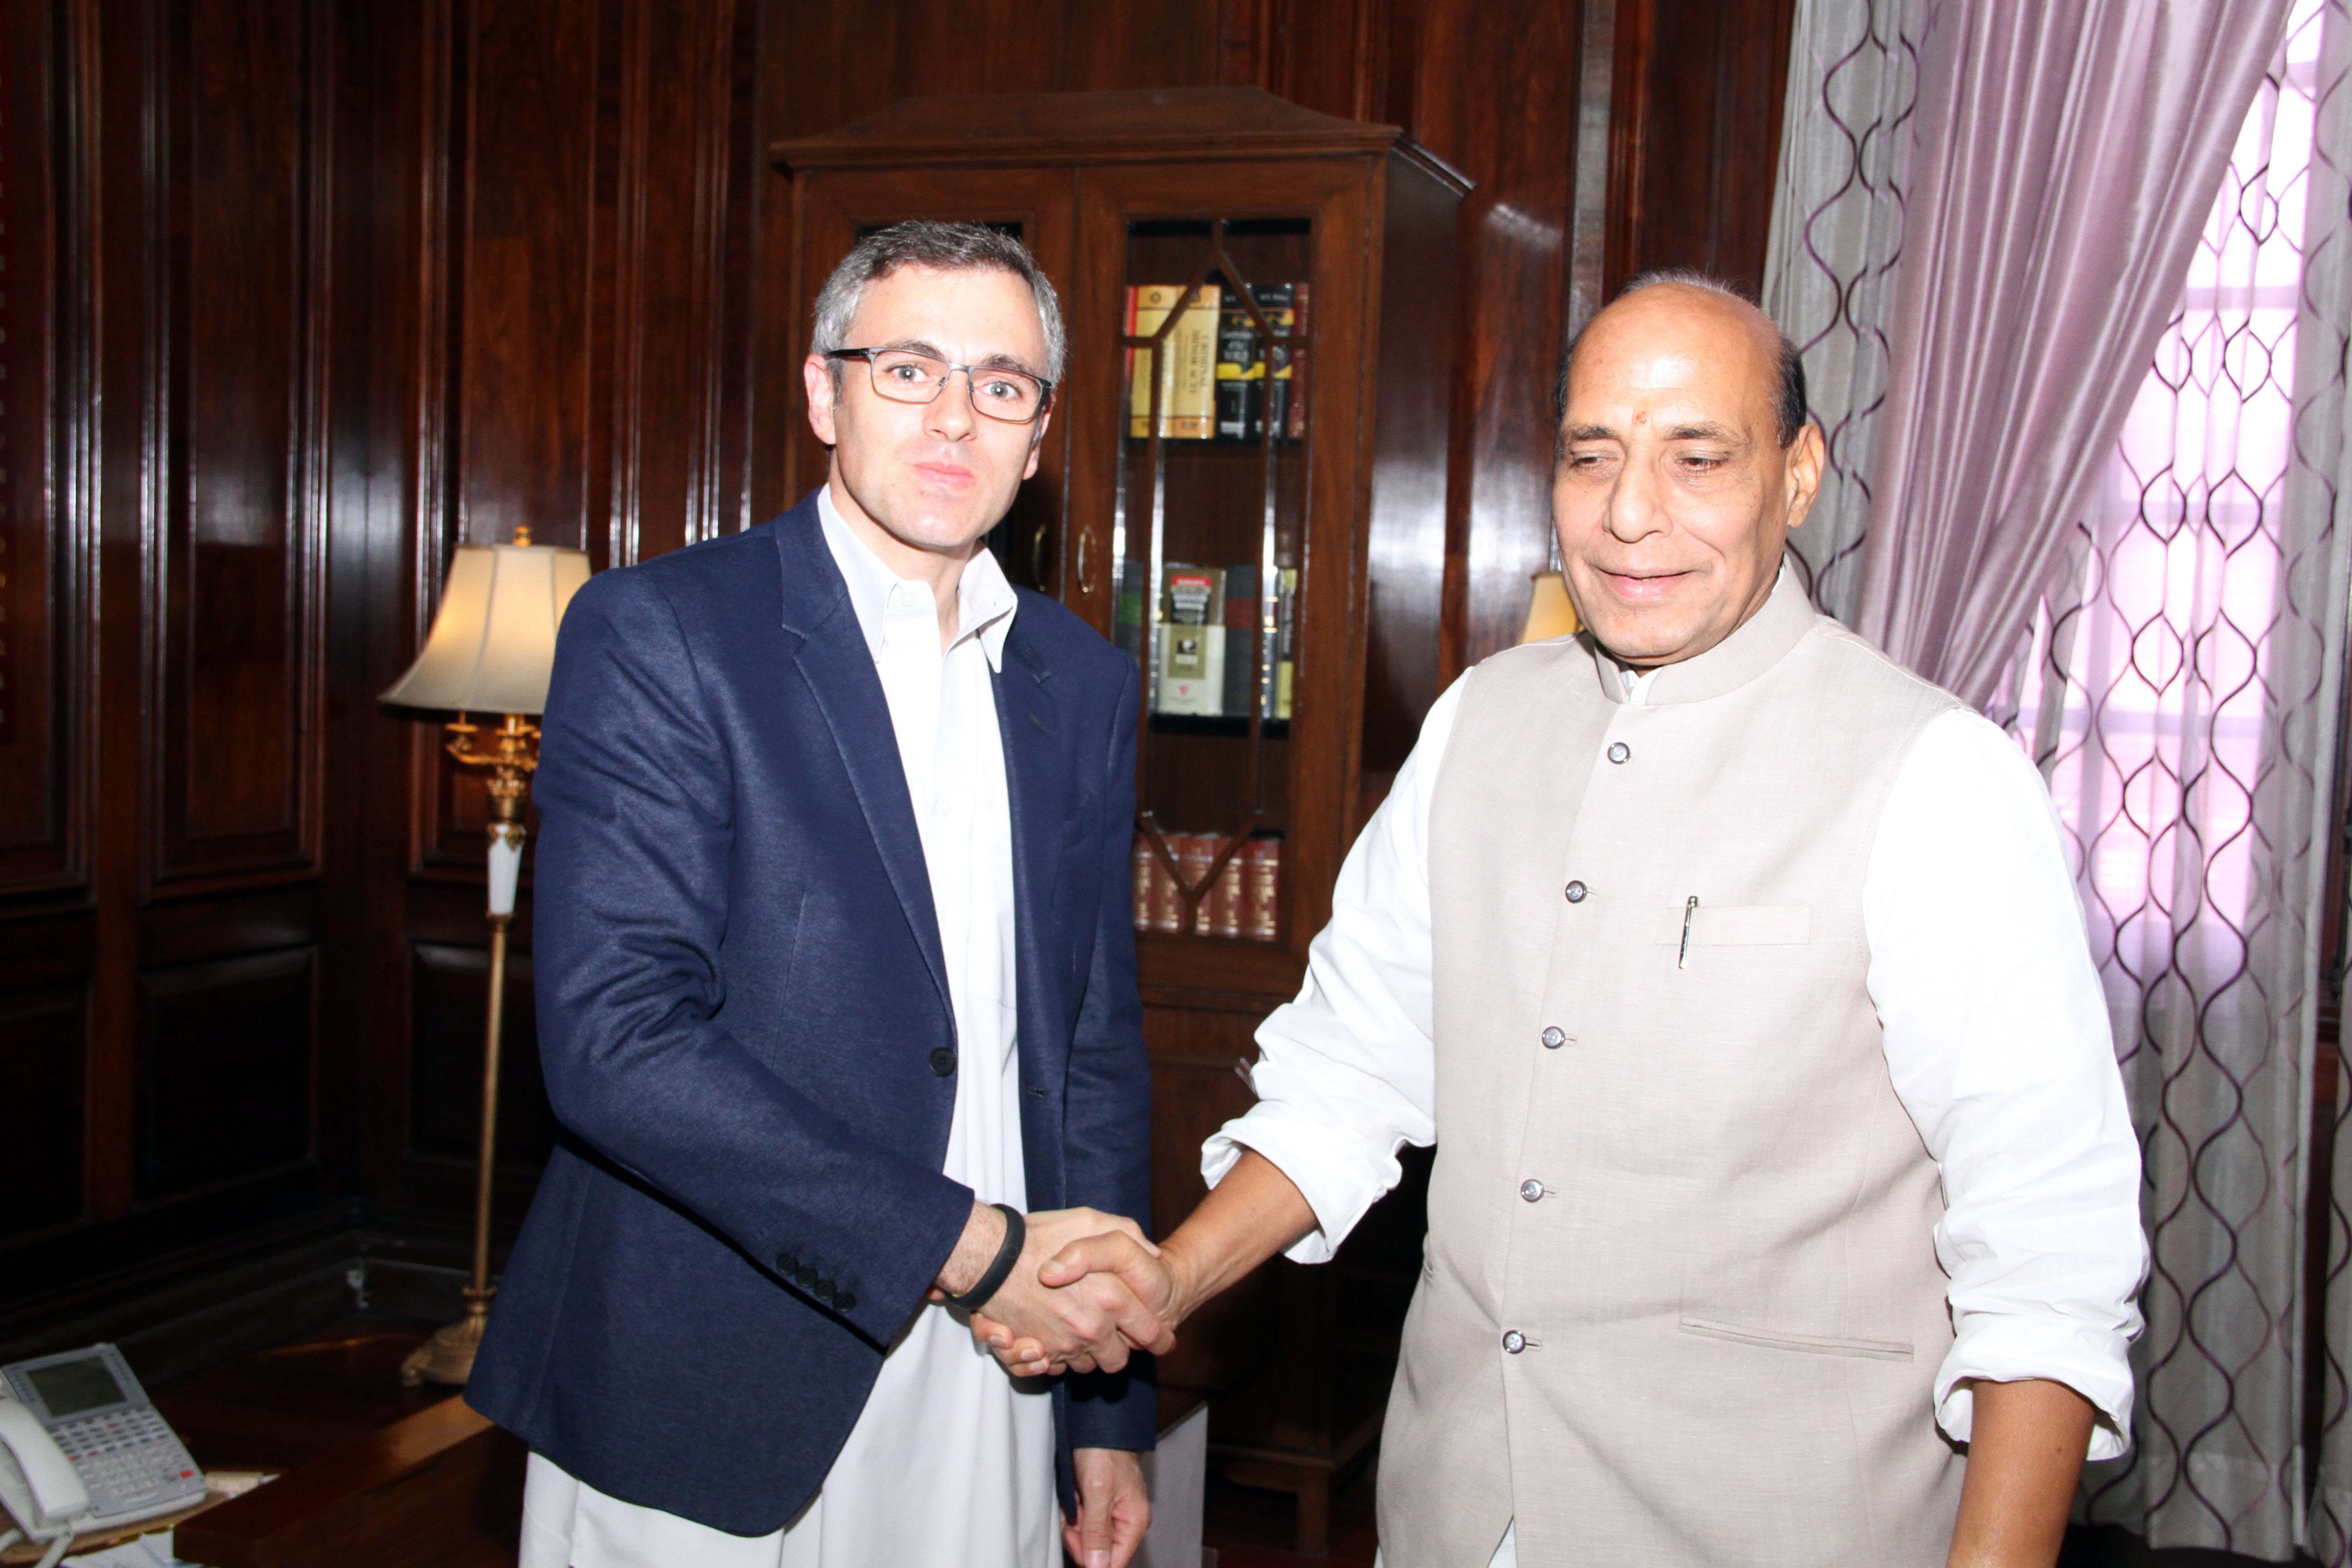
[770,500,953,1026]
[995,616,1075,1154]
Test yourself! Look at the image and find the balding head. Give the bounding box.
[1549,275,1824,668]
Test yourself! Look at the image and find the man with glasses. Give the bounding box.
[469,221,1165,1568]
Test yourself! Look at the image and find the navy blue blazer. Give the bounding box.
[467,494,1155,1536]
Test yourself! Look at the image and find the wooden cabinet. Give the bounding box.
[774,88,1465,1552]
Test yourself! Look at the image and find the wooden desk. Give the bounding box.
[174,1397,521,1568]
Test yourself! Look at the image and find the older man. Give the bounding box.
[992,273,2146,1567]
[468,221,1162,1568]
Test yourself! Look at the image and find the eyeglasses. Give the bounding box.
[826,348,1054,425]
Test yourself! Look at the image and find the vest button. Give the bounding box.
[1607,741,1631,764]
[1564,880,1588,903]
[1519,1179,1544,1202]
[930,1047,958,1077]
[1502,1330,1526,1354]
[1540,1026,1565,1049]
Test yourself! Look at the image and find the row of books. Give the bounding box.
[1114,561,1298,719]
[1131,833,1282,941]
[1125,283,1312,442]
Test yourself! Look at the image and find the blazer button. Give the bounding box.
[835,1292,856,1313]
[1541,1026,1565,1049]
[1607,741,1631,764]
[796,1265,818,1288]
[815,1279,836,1300]
[1564,880,1588,903]
[930,1047,957,1077]
[1502,1330,1527,1354]
[775,1252,799,1275]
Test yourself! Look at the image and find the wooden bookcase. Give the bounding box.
[773,88,1465,1552]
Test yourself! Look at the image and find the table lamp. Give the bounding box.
[380,528,591,1387]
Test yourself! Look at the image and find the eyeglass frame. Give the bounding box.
[823,347,1057,425]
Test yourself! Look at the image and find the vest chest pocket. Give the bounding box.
[1647,903,1812,948]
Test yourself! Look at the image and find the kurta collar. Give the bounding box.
[818,482,1019,671]
[1589,556,1817,707]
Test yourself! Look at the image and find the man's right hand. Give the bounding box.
[933,1203,1174,1374]
[975,1229,1183,1378]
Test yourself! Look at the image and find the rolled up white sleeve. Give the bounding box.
[1201,680,1462,1263]
[1865,709,2147,1460]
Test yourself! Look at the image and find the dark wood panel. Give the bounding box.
[1607,0,1796,293]
[138,882,323,968]
[156,0,324,887]
[0,0,83,898]
[609,0,746,564]
[136,948,316,1201]
[0,910,98,992]
[456,0,600,551]
[407,942,554,1174]
[1406,0,1587,671]
[0,989,88,1241]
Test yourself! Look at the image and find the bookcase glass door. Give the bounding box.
[1116,217,1313,946]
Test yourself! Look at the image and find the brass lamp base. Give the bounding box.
[400,1286,495,1387]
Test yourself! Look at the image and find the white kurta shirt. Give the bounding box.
[1214,656,2148,1568]
[519,486,1056,1568]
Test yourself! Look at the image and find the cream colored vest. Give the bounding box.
[1378,569,1966,1567]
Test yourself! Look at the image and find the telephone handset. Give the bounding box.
[0,1343,206,1568]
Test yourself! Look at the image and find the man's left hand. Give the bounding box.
[1068,1447,1149,1568]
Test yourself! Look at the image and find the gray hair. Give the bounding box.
[1554,269,1808,447]
[811,220,1066,383]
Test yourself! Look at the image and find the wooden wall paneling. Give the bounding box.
[0,989,89,1240]
[608,0,745,567]
[1403,0,1587,674]
[152,0,327,895]
[453,0,597,556]
[1605,0,1798,292]
[0,0,85,899]
[135,948,317,1202]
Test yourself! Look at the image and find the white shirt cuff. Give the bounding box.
[1202,1104,1406,1265]
[1934,1312,2136,1461]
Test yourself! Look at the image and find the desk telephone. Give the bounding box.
[0,1344,205,1568]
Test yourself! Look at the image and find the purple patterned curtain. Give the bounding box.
[1770,0,2352,1556]
[1763,0,1929,622]
[1853,0,2292,714]
[2007,5,2352,1552]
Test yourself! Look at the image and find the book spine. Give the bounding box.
[1169,285,1218,439]
[1242,838,1280,941]
[1156,565,1226,715]
[1210,843,1244,938]
[1176,833,1218,935]
[1148,839,1183,933]
[1221,563,1259,720]
[1131,833,1155,931]
[1273,567,1298,720]
[1127,284,1174,439]
[1287,282,1311,440]
[1215,295,1259,441]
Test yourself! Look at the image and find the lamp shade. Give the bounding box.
[1519,568,1581,644]
[380,544,592,715]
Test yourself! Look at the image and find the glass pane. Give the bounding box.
[1115,217,1313,945]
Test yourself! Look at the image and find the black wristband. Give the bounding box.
[943,1203,1025,1311]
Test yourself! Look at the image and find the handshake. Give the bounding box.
[930,1202,1186,1377]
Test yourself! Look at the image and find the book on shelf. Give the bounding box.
[1128,830,1280,941]
[1114,559,1148,668]
[1126,284,1220,440]
[1155,564,1225,716]
[1211,283,1313,442]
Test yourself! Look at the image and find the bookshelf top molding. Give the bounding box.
[770,86,1472,193]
